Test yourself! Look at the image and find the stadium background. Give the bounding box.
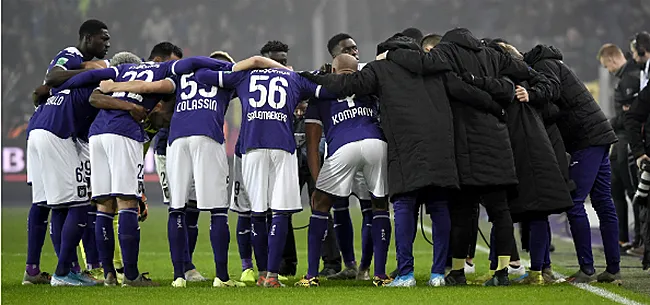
[2,0,650,205]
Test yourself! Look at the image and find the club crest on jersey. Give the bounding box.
[56,57,69,66]
[77,185,87,198]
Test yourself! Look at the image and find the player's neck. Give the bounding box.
[76,44,95,61]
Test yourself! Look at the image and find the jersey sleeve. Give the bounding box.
[170,56,235,76]
[216,70,248,89]
[297,75,334,100]
[51,49,84,71]
[304,101,322,126]
[57,67,119,90]
[194,68,220,87]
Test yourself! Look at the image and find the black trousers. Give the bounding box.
[451,187,514,260]
[611,139,640,243]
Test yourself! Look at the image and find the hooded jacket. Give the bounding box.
[524,45,617,153]
[385,28,560,186]
[300,34,507,195]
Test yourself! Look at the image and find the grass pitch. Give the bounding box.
[2,207,649,304]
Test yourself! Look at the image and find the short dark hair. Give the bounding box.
[327,33,353,55]
[260,40,289,55]
[401,27,424,44]
[421,33,442,47]
[635,31,650,53]
[78,19,108,40]
[148,42,183,60]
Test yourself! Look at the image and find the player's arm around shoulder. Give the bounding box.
[232,56,288,72]
[89,90,147,121]
[99,78,175,95]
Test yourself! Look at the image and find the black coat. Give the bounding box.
[523,45,617,153]
[300,37,502,196]
[609,59,640,161]
[506,103,574,220]
[385,28,559,186]
[625,84,650,157]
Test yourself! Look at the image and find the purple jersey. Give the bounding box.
[168,69,235,145]
[47,47,85,74]
[26,87,98,142]
[27,47,98,141]
[305,95,385,157]
[91,62,176,142]
[56,57,234,142]
[196,68,329,154]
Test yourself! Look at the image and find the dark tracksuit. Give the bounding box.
[610,59,641,244]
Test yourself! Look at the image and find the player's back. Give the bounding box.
[27,87,97,142]
[90,61,174,142]
[168,72,234,146]
[229,68,323,154]
[306,95,384,157]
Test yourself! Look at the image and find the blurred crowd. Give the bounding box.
[3,0,650,139]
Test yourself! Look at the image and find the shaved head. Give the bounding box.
[332,53,359,74]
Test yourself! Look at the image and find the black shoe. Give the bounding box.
[484,268,510,286]
[445,270,467,286]
[279,261,297,277]
[389,268,399,279]
[319,267,339,277]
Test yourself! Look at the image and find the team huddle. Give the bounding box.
[24,17,633,289]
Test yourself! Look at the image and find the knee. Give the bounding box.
[312,190,333,213]
[116,196,138,210]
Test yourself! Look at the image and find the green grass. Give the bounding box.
[2,207,649,305]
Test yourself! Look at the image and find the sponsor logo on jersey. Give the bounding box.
[56,57,69,66]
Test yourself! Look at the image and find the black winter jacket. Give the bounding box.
[524,45,617,153]
[625,83,650,157]
[300,36,506,195]
[610,59,640,134]
[385,28,558,186]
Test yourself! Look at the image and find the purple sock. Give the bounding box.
[186,208,200,260]
[528,219,549,271]
[308,210,329,278]
[393,195,416,276]
[251,215,268,272]
[333,201,355,267]
[428,201,451,274]
[95,211,116,277]
[82,206,100,269]
[71,260,81,274]
[267,213,290,274]
[210,209,230,281]
[168,209,187,279]
[236,213,253,270]
[360,200,374,270]
[118,208,140,281]
[55,206,89,276]
[372,210,391,277]
[26,203,50,275]
[50,208,68,257]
